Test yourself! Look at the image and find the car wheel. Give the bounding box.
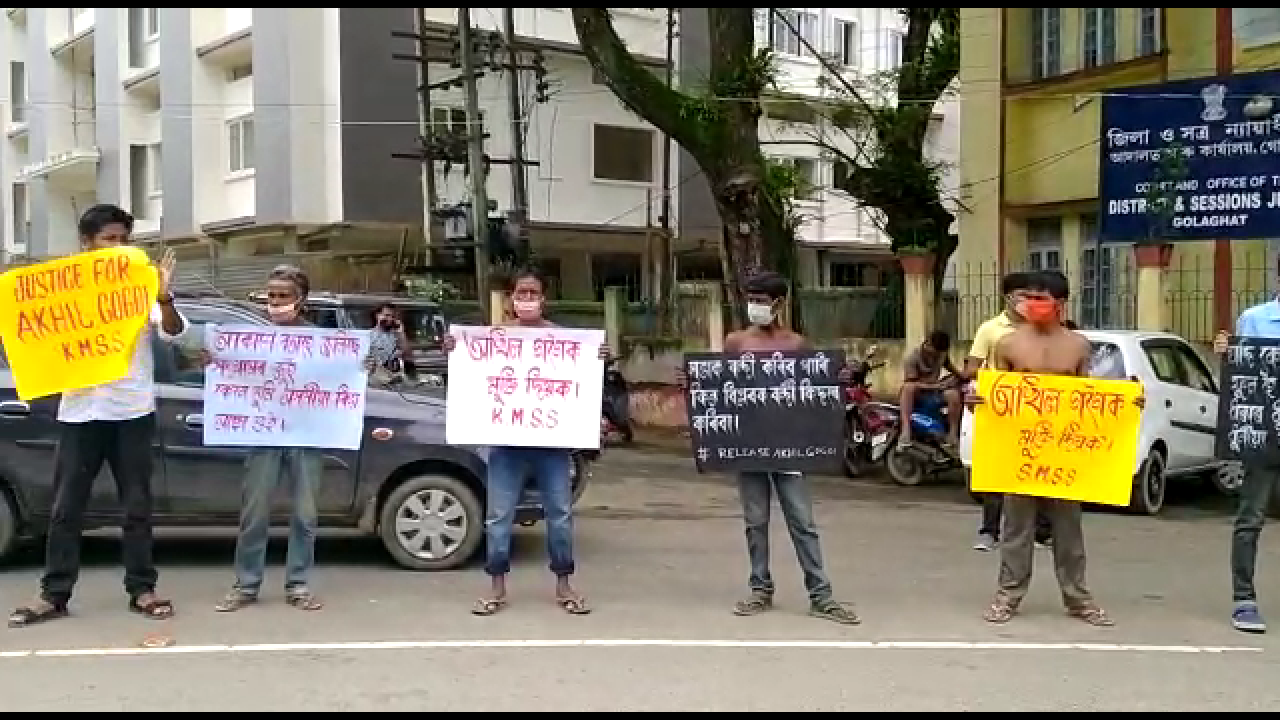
[0,489,16,564]
[1129,449,1167,516]
[886,446,926,486]
[1211,461,1244,497]
[378,474,484,571]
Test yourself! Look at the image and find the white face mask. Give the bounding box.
[267,302,298,324]
[513,300,541,320]
[746,302,775,326]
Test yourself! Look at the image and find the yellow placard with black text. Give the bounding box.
[971,370,1142,506]
[0,247,159,401]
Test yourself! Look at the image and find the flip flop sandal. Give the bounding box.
[214,591,258,613]
[471,597,508,616]
[8,603,68,629]
[129,596,175,620]
[732,594,774,616]
[285,591,324,612]
[558,596,592,615]
[983,601,1016,624]
[1068,605,1114,627]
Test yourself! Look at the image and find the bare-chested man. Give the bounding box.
[680,271,858,624]
[979,270,1119,627]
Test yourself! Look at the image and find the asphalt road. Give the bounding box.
[0,449,1276,711]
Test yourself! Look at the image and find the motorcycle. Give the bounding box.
[882,383,964,486]
[601,357,634,444]
[842,345,899,477]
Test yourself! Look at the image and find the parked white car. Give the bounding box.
[959,329,1239,515]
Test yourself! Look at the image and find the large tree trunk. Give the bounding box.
[573,8,776,320]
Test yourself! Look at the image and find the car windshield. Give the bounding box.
[350,306,446,345]
[1088,342,1128,379]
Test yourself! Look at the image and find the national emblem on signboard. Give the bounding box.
[1200,83,1228,123]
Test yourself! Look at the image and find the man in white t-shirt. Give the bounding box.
[9,204,188,629]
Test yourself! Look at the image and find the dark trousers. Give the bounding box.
[41,414,158,606]
[1233,460,1280,603]
[996,494,1092,609]
[980,492,1052,543]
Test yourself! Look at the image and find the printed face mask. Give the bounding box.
[513,300,541,320]
[746,302,775,326]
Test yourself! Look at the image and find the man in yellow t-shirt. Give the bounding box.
[960,271,1050,552]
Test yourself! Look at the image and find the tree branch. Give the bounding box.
[570,9,694,151]
[769,8,874,117]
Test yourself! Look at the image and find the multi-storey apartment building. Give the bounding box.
[678,7,961,289]
[0,8,958,301]
[0,7,427,269]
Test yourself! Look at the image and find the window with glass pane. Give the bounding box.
[1031,8,1062,79]
[1083,8,1116,68]
[1138,8,1159,55]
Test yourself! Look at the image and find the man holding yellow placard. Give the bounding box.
[970,271,1143,627]
[7,204,188,629]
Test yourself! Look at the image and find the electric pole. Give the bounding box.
[416,7,437,250]
[458,7,491,315]
[503,8,530,250]
[657,7,677,333]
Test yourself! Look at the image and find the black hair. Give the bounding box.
[1028,270,1070,301]
[78,204,134,238]
[267,264,311,299]
[743,271,789,300]
[372,302,397,323]
[1001,271,1031,296]
[927,329,951,352]
[507,267,546,293]
[1063,318,1079,330]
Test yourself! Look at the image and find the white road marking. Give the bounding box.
[0,638,1264,659]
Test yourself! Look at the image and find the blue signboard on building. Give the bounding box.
[1098,68,1280,243]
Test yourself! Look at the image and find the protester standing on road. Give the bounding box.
[962,271,1052,552]
[8,204,188,628]
[976,270,1129,627]
[443,268,608,616]
[211,265,336,613]
[1214,284,1280,633]
[681,271,860,625]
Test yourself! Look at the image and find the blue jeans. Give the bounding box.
[738,471,833,604]
[484,446,574,577]
[232,448,321,594]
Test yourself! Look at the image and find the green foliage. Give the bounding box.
[762,157,809,241]
[400,276,461,303]
[1142,141,1190,243]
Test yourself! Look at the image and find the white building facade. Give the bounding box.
[0,8,438,263]
[418,7,674,300]
[0,8,957,297]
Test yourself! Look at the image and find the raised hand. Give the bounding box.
[157,248,176,299]
[1213,330,1229,355]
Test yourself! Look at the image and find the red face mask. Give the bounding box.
[1021,298,1059,326]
